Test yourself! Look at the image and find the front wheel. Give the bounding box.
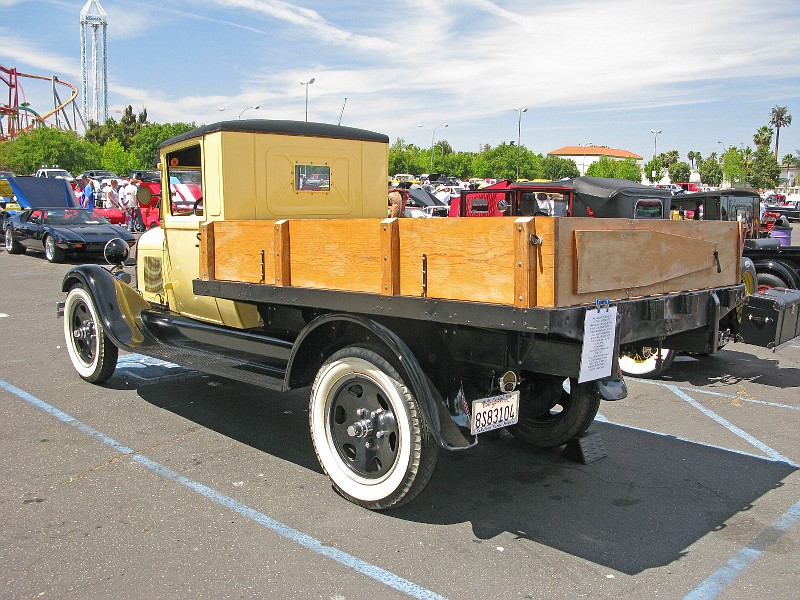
[63,286,118,383]
[619,347,676,378]
[507,376,601,448]
[44,234,66,263]
[309,346,437,510]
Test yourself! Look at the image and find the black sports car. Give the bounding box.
[4,207,135,262]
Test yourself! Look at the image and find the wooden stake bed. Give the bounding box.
[199,216,741,309]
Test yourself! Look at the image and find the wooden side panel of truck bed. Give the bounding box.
[199,217,740,308]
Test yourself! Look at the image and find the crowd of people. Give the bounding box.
[77,176,145,231]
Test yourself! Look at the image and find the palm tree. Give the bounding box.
[687,151,696,169]
[753,125,773,149]
[769,106,792,160]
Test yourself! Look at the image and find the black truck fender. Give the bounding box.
[750,257,800,289]
[287,312,476,451]
[60,264,152,352]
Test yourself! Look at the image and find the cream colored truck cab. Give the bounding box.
[136,121,390,327]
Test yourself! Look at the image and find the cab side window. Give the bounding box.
[165,145,203,216]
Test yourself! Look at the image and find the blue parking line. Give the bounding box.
[594,413,796,467]
[0,379,447,600]
[683,498,800,600]
[635,378,800,412]
[663,384,797,467]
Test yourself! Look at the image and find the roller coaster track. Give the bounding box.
[1,65,84,141]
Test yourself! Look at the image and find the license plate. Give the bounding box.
[470,391,520,435]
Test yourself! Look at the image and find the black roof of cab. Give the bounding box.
[159,120,390,149]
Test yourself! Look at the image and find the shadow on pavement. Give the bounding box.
[107,362,796,576]
[659,347,800,390]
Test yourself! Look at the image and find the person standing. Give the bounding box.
[102,179,121,209]
[123,178,144,231]
[80,177,95,210]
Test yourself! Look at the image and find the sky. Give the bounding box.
[2,0,800,165]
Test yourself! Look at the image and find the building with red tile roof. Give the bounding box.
[548,145,643,176]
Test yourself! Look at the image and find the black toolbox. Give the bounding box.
[739,288,800,349]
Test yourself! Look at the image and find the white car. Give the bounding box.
[34,168,74,183]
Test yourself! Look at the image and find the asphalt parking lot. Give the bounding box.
[1,244,798,599]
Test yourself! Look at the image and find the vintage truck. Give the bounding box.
[60,120,753,510]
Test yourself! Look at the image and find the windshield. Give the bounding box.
[40,209,110,225]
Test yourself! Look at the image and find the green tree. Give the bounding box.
[657,150,679,168]
[721,147,745,187]
[84,117,121,147]
[0,126,100,174]
[643,157,664,183]
[129,122,195,169]
[585,157,641,182]
[769,105,792,160]
[668,161,691,183]
[542,155,579,180]
[613,159,643,182]
[748,146,780,189]
[119,105,148,149]
[698,155,723,186]
[100,137,137,176]
[753,125,773,150]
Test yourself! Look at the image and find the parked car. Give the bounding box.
[79,169,120,181]
[404,186,448,217]
[5,207,135,262]
[34,167,74,183]
[3,174,135,261]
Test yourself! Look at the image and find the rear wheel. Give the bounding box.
[619,347,676,377]
[507,375,600,448]
[44,234,66,263]
[4,227,24,254]
[309,345,437,510]
[63,285,118,383]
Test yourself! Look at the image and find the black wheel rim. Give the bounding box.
[69,298,97,365]
[328,376,399,479]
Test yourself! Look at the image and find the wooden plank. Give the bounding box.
[199,221,215,280]
[574,229,718,293]
[513,217,536,307]
[289,219,384,294]
[552,218,740,305]
[397,218,515,303]
[211,221,275,284]
[204,216,742,309]
[531,217,557,308]
[380,218,400,295]
[274,219,291,287]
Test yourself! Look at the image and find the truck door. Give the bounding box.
[160,144,223,324]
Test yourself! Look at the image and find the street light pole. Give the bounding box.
[582,142,593,176]
[514,107,528,180]
[650,128,662,159]
[418,123,448,172]
[299,77,316,122]
[238,105,260,120]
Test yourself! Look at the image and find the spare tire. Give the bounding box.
[136,185,154,207]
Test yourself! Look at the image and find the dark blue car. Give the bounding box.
[3,176,134,262]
